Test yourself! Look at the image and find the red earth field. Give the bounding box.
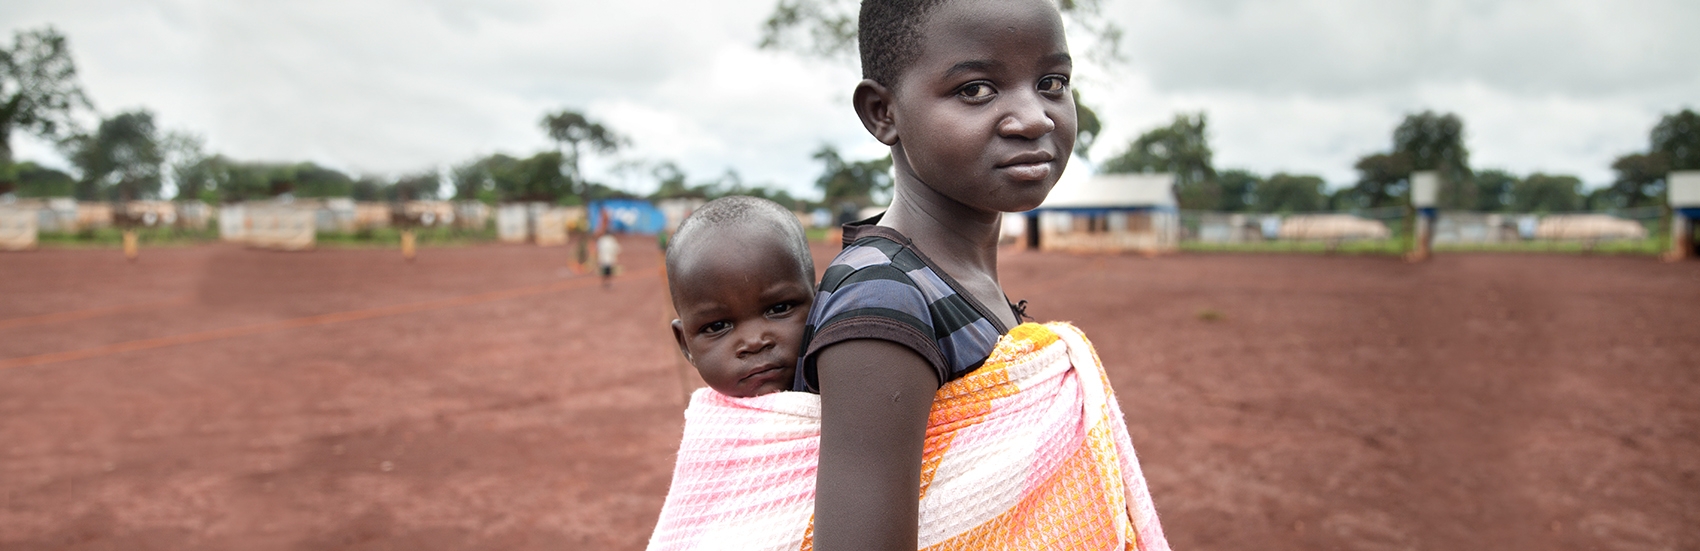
[2,239,1697,550]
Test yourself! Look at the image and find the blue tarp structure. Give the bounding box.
[588,199,667,234]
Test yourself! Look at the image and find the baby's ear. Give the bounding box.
[853,79,899,145]
[669,319,692,363]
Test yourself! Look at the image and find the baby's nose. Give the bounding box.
[735,332,775,357]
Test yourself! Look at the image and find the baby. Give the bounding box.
[665,196,815,398]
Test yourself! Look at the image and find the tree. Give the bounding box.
[351,175,387,202]
[1472,169,1518,212]
[392,170,438,201]
[758,0,1123,64]
[1512,173,1582,213]
[1214,169,1260,212]
[1073,90,1100,160]
[292,163,355,198]
[0,26,92,182]
[1651,108,1700,171]
[540,110,624,202]
[1605,152,1669,209]
[812,144,891,209]
[1347,152,1412,209]
[66,110,166,202]
[648,161,697,199]
[1255,173,1326,213]
[1101,113,1215,191]
[1392,111,1473,209]
[12,161,73,197]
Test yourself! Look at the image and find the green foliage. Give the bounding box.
[1392,111,1473,209]
[1472,169,1518,212]
[1605,152,1668,209]
[392,170,439,201]
[0,26,93,170]
[11,160,73,197]
[1511,173,1583,213]
[812,144,891,208]
[1101,113,1215,190]
[1598,109,1699,209]
[351,175,387,202]
[455,151,577,203]
[539,109,624,201]
[65,109,166,201]
[1073,89,1100,160]
[648,161,696,199]
[1651,108,1700,170]
[292,163,355,198]
[1347,152,1412,209]
[756,0,1123,64]
[758,0,857,60]
[1214,169,1259,212]
[1255,173,1327,213]
[646,161,804,209]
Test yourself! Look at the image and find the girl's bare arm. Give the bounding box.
[813,338,939,551]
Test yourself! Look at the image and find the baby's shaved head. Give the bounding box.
[666,196,815,301]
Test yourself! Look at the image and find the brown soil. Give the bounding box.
[2,241,1696,550]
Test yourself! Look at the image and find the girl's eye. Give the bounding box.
[767,303,794,316]
[957,82,994,100]
[701,321,731,335]
[1038,75,1068,94]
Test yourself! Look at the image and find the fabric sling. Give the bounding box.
[647,322,1169,551]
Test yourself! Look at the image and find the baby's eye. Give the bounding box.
[1037,75,1068,94]
[957,82,994,101]
[700,320,731,335]
[767,302,794,316]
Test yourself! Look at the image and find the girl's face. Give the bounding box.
[887,0,1076,215]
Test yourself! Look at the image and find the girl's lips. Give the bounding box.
[999,161,1054,181]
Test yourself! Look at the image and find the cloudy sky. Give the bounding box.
[4,0,1696,198]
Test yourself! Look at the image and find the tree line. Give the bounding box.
[0,26,839,211]
[7,23,1697,216]
[1098,108,1700,215]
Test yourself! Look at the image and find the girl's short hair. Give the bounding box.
[859,0,951,86]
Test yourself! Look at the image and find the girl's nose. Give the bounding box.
[997,91,1057,140]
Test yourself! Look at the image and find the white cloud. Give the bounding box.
[3,0,1696,197]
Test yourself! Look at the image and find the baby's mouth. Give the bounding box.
[741,363,789,382]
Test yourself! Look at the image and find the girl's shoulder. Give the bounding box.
[797,223,1007,393]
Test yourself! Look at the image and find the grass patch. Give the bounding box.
[37,227,219,248]
[315,226,499,248]
[1180,238,1667,256]
[1181,240,1408,255]
[1433,239,1664,255]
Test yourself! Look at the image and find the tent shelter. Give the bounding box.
[1278,214,1392,241]
[1022,172,1178,254]
[0,204,38,251]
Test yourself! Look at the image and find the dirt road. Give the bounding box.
[2,243,1695,550]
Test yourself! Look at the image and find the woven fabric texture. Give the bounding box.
[646,322,1168,551]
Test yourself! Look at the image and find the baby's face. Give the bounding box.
[670,235,813,398]
[887,0,1075,214]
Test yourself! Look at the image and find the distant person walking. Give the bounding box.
[597,232,620,287]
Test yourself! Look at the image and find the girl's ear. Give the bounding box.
[853,79,899,145]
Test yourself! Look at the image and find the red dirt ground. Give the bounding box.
[2,240,1696,550]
